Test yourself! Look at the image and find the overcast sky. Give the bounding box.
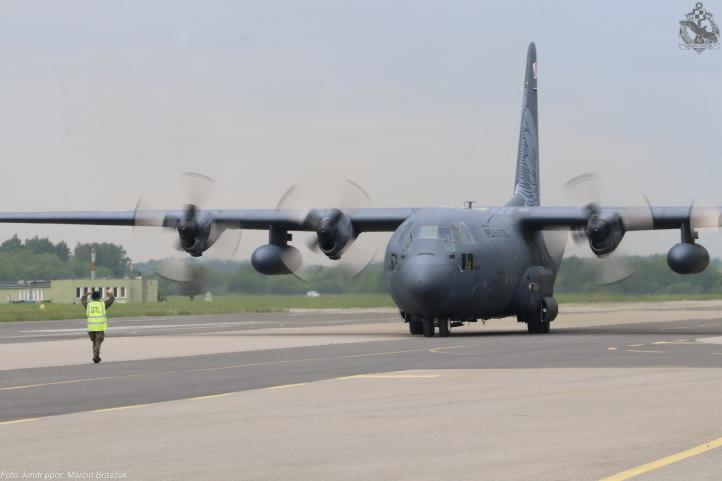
[0,0,720,264]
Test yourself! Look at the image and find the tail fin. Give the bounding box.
[509,42,540,207]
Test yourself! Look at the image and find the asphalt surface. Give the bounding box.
[0,309,395,344]
[3,303,722,480]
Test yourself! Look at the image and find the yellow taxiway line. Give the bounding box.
[90,404,146,414]
[338,373,440,380]
[0,370,441,425]
[0,346,441,392]
[598,436,722,481]
[189,392,234,400]
[0,417,38,426]
[267,382,309,390]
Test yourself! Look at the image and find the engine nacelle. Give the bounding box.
[587,213,624,256]
[177,210,215,257]
[251,244,302,275]
[307,209,355,260]
[667,242,709,274]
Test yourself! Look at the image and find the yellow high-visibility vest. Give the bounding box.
[86,301,107,332]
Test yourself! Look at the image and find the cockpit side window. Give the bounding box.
[394,222,413,246]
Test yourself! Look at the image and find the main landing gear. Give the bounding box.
[526,316,550,334]
[520,297,558,334]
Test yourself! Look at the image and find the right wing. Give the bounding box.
[0,208,418,233]
[517,206,718,231]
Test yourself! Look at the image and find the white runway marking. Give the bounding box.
[0,317,392,340]
[19,321,266,333]
[697,336,722,345]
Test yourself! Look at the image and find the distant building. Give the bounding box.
[0,278,158,304]
[0,280,51,303]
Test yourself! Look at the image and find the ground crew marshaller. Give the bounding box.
[81,289,115,364]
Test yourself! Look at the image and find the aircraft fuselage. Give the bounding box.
[384,207,564,323]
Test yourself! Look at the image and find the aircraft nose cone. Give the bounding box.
[403,255,454,307]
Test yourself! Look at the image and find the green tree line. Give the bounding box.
[0,235,131,281]
[555,255,722,295]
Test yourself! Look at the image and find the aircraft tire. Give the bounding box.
[409,320,423,335]
[438,318,450,337]
[422,318,435,337]
[526,319,550,334]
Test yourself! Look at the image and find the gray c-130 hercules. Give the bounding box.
[0,43,717,336]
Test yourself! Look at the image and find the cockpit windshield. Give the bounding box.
[400,222,476,244]
[417,225,449,240]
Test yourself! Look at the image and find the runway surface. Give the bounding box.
[3,301,722,480]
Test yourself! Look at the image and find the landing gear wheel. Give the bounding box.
[438,318,450,337]
[523,302,552,334]
[422,318,435,337]
[526,319,550,334]
[409,320,423,335]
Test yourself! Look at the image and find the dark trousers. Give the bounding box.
[88,331,105,359]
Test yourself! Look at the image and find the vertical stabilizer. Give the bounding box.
[509,42,540,207]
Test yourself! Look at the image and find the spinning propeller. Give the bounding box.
[274,179,376,281]
[562,173,654,285]
[134,172,241,282]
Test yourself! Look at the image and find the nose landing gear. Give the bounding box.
[402,312,453,337]
[437,318,450,337]
[418,317,450,337]
[422,317,435,337]
[409,319,423,335]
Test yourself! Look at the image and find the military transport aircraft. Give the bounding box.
[0,43,717,337]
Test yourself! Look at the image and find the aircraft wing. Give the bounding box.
[517,205,722,276]
[0,206,714,232]
[214,208,418,232]
[518,206,720,231]
[0,208,418,232]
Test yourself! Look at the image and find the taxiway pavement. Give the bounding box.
[3,302,722,480]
